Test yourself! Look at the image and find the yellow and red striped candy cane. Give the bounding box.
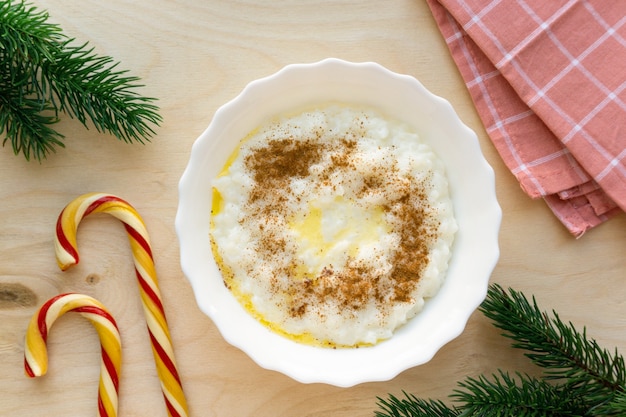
[24,293,121,417]
[55,192,189,417]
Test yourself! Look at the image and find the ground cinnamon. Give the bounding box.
[242,131,439,319]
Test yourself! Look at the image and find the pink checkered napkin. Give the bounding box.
[426,0,625,237]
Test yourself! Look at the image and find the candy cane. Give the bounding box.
[55,192,189,417]
[24,293,121,417]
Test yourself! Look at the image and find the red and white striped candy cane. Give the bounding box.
[24,293,122,417]
[55,192,189,417]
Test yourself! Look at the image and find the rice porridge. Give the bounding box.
[210,104,457,347]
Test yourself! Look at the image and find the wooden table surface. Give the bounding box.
[1,1,624,416]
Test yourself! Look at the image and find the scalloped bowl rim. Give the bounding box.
[176,58,501,387]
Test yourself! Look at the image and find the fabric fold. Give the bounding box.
[426,0,625,236]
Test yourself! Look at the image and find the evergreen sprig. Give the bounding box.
[0,0,162,161]
[452,371,589,416]
[376,392,459,417]
[375,284,626,417]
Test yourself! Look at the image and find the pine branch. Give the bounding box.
[0,87,62,160]
[374,284,626,417]
[43,40,162,143]
[480,284,625,408]
[452,371,588,417]
[0,0,161,161]
[375,392,459,417]
[0,1,64,66]
[596,389,626,415]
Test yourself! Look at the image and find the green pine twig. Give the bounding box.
[0,0,162,161]
[375,392,459,417]
[599,390,626,415]
[452,371,588,416]
[375,284,626,417]
[481,284,626,411]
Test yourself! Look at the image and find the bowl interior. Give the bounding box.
[176,58,501,387]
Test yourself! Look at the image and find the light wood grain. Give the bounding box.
[1,1,624,416]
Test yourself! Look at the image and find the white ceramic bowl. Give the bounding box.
[176,58,501,387]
